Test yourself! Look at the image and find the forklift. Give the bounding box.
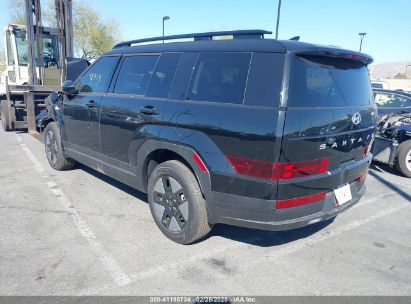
[0,0,87,135]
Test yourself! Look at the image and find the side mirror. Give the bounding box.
[62,80,78,95]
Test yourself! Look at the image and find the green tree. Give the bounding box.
[72,3,119,60]
[7,0,119,61]
[8,0,26,25]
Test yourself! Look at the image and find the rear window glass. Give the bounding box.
[187,52,251,104]
[288,55,373,107]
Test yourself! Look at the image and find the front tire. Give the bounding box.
[44,122,75,170]
[148,160,212,244]
[396,140,411,178]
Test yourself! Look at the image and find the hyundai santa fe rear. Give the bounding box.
[43,30,377,244]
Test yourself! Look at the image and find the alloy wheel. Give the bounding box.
[45,130,58,165]
[152,175,189,232]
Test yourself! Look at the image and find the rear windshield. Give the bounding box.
[288,55,373,107]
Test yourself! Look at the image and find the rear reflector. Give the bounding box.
[363,145,371,158]
[226,156,274,180]
[226,156,329,181]
[276,192,326,209]
[355,173,367,184]
[193,153,208,172]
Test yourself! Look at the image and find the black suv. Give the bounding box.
[43,30,377,244]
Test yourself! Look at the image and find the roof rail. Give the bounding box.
[113,29,272,49]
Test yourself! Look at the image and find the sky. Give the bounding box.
[1,0,410,64]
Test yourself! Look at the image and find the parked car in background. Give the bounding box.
[371,81,389,90]
[372,89,411,177]
[374,89,411,116]
[41,30,376,244]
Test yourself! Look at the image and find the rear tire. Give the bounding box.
[396,140,411,178]
[44,122,76,170]
[1,100,13,131]
[148,160,212,244]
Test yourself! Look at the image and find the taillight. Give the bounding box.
[227,156,329,181]
[276,192,326,209]
[275,158,329,180]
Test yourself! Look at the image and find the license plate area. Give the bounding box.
[334,184,352,206]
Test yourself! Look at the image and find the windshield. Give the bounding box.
[288,55,373,107]
[13,30,60,67]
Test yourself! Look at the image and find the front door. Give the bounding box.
[62,56,120,155]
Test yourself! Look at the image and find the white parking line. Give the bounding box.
[14,133,131,287]
[14,133,46,176]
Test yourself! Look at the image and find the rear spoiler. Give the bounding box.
[296,50,373,65]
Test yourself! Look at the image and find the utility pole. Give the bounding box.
[162,16,170,43]
[359,32,367,52]
[275,0,282,39]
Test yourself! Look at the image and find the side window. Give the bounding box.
[146,53,181,98]
[14,30,28,66]
[114,55,159,95]
[375,93,411,108]
[76,56,119,93]
[187,52,251,104]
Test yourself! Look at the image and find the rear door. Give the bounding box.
[278,54,377,205]
[99,53,181,171]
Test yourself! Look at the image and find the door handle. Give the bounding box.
[140,106,158,115]
[86,100,96,108]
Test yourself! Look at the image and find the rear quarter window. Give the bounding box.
[244,53,284,107]
[288,55,373,107]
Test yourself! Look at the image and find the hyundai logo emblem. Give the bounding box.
[352,112,362,125]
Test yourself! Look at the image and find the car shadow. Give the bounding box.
[201,218,335,247]
[370,162,403,177]
[74,164,335,247]
[369,164,411,202]
[76,164,148,203]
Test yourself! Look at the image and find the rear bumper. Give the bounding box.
[212,182,366,231]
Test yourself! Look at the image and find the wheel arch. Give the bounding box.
[137,140,216,222]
